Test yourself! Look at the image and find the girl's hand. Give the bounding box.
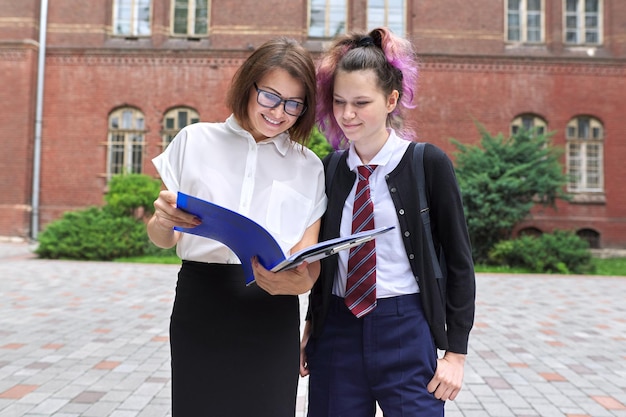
[427,352,466,401]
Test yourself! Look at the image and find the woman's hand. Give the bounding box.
[251,258,320,295]
[299,320,312,377]
[147,190,200,248]
[153,190,200,229]
[252,218,322,295]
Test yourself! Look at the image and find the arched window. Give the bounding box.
[162,107,200,149]
[577,228,600,249]
[566,116,603,193]
[511,114,547,136]
[107,107,146,179]
[518,227,543,238]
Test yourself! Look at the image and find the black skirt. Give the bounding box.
[170,261,300,417]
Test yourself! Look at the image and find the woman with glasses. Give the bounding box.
[147,37,326,417]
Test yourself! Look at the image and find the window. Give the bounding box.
[173,0,209,36]
[309,0,347,38]
[511,114,547,136]
[113,0,151,36]
[518,227,543,238]
[566,116,603,192]
[506,0,544,43]
[576,228,600,248]
[107,108,146,179]
[564,0,601,44]
[367,0,405,36]
[162,107,200,149]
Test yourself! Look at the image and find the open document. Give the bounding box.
[174,192,394,285]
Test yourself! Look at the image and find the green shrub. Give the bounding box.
[104,173,161,218]
[36,173,165,261]
[488,230,594,274]
[452,124,568,263]
[35,207,149,260]
[307,126,334,159]
[142,241,178,257]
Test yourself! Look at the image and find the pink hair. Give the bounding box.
[316,27,419,149]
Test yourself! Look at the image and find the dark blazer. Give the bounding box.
[307,143,476,354]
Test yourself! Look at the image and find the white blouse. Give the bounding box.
[153,115,327,264]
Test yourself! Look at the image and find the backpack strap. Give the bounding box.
[412,142,445,280]
[324,150,345,196]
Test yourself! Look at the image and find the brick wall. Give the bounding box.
[411,57,626,248]
[0,46,37,237]
[1,0,625,247]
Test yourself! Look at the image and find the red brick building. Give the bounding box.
[2,0,625,248]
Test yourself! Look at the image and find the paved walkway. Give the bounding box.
[1,241,625,417]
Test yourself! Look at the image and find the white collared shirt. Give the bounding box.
[153,115,327,264]
[333,130,419,298]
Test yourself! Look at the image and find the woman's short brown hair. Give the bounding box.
[226,37,317,146]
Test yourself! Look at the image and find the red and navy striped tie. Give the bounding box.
[345,165,378,318]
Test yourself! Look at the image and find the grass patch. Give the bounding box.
[476,257,626,276]
[115,254,626,276]
[114,255,181,264]
[473,264,532,274]
[590,257,626,276]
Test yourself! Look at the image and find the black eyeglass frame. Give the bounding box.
[253,83,307,117]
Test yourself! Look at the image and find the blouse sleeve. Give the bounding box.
[306,149,328,228]
[151,128,189,192]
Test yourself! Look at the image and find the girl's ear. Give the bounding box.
[387,89,400,113]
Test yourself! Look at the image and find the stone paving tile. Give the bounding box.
[1,242,626,416]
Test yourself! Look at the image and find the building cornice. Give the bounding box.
[0,39,40,59]
[5,46,625,76]
[418,54,626,76]
[44,49,248,67]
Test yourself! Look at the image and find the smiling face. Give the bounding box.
[332,69,398,153]
[246,68,305,142]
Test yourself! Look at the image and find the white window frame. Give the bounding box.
[308,0,347,38]
[162,107,200,149]
[113,0,152,36]
[367,0,405,36]
[172,0,209,36]
[107,108,146,180]
[506,0,544,43]
[564,0,602,45]
[566,116,604,193]
[511,114,547,136]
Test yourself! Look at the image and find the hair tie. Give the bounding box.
[356,36,375,48]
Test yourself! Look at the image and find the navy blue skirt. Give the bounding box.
[170,261,300,417]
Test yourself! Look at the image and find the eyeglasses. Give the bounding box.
[253,83,307,117]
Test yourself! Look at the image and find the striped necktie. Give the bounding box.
[345,165,378,317]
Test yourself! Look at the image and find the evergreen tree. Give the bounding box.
[452,124,569,262]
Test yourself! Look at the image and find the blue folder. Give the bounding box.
[174,192,394,285]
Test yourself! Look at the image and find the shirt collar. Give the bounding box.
[226,114,292,156]
[347,129,400,172]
